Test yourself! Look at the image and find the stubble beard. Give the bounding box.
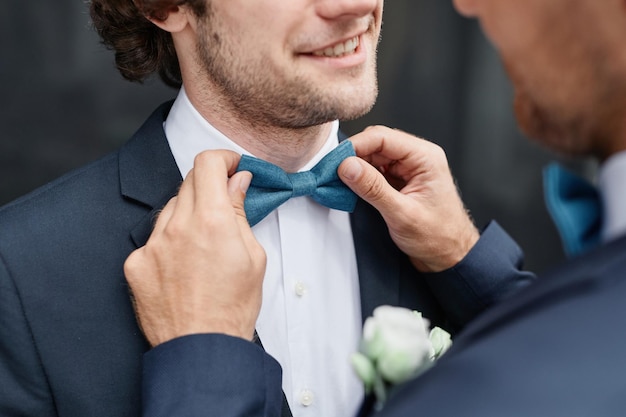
[195,14,379,131]
[512,85,592,157]
[504,58,582,156]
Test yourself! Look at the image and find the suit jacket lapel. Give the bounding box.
[450,235,626,353]
[351,199,402,323]
[117,101,183,248]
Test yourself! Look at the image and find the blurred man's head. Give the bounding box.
[454,0,626,160]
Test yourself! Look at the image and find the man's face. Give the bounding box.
[454,0,626,159]
[192,0,383,129]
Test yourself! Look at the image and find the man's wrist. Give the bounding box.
[146,319,256,347]
[410,225,480,273]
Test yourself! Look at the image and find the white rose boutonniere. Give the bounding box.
[351,305,452,408]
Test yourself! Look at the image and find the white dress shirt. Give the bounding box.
[598,150,626,243]
[164,87,364,417]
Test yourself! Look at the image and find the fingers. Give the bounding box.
[227,170,256,237]
[348,126,411,159]
[123,150,266,346]
[339,125,430,213]
[154,150,244,237]
[151,196,178,237]
[191,150,243,210]
[338,156,404,215]
[340,125,480,273]
[227,171,252,214]
[347,126,435,169]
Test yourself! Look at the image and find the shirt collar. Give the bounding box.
[598,149,626,242]
[164,87,340,179]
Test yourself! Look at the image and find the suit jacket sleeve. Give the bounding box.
[422,220,536,328]
[142,334,283,417]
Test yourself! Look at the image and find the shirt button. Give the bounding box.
[295,281,307,297]
[299,389,314,407]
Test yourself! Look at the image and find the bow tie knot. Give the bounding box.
[289,171,318,197]
[236,140,358,226]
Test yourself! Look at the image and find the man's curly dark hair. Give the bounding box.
[89,0,207,88]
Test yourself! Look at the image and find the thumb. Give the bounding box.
[227,171,253,221]
[227,171,266,271]
[338,157,400,215]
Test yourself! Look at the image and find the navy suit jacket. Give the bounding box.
[0,102,532,416]
[150,236,626,417]
[379,234,626,417]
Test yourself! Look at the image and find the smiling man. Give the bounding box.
[0,0,533,416]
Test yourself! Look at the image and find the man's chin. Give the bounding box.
[515,105,583,157]
[263,80,378,129]
[336,102,377,122]
[336,88,379,121]
[308,94,378,125]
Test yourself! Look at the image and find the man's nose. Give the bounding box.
[315,0,379,20]
[452,0,478,17]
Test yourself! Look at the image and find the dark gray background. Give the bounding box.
[1,0,564,272]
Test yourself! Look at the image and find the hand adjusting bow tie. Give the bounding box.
[235,140,358,227]
[543,163,602,258]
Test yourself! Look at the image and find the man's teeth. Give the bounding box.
[312,36,359,57]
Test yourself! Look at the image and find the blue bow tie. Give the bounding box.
[235,140,358,227]
[543,163,603,257]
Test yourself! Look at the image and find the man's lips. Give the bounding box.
[310,36,360,58]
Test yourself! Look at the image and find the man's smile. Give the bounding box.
[311,36,360,58]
